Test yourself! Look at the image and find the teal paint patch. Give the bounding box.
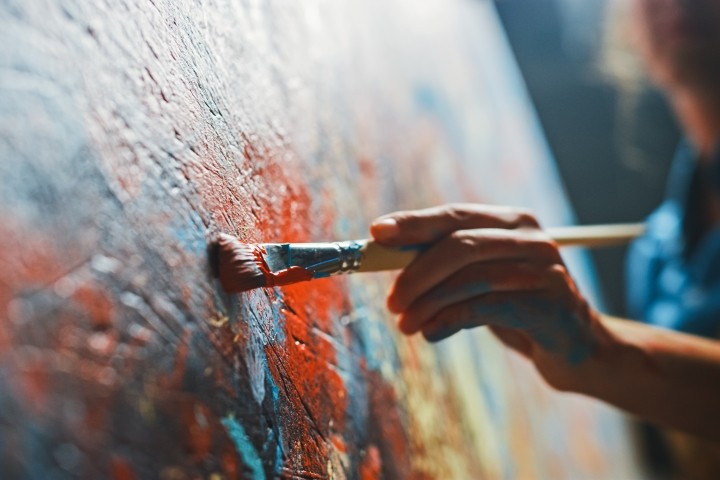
[221,415,266,480]
[170,210,206,257]
[399,243,430,252]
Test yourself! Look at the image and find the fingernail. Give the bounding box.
[371,218,399,240]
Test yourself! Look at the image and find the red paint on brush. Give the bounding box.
[251,243,313,288]
[216,235,266,292]
[216,234,314,292]
[267,265,314,286]
[255,246,314,286]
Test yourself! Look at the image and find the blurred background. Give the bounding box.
[495,0,680,317]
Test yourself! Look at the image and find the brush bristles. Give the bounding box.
[214,233,268,293]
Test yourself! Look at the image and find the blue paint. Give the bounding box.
[466,300,595,365]
[470,301,518,326]
[241,290,291,404]
[399,243,431,252]
[414,85,465,151]
[221,415,266,480]
[284,244,294,266]
[240,295,269,404]
[170,210,206,257]
[303,257,337,272]
[269,297,287,343]
[559,310,596,366]
[348,286,402,373]
[267,380,285,476]
[428,281,491,301]
[287,240,366,277]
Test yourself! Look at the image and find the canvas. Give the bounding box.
[0,0,641,478]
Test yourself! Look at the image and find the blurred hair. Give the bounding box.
[596,0,662,176]
[597,0,648,92]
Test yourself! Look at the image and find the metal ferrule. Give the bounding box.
[262,240,366,277]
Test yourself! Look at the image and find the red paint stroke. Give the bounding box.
[364,368,413,479]
[265,267,351,475]
[221,448,240,479]
[197,135,420,475]
[179,400,214,461]
[359,445,381,480]
[159,329,191,391]
[14,354,51,415]
[109,455,138,480]
[72,285,115,330]
[210,137,353,475]
[0,217,81,351]
[216,236,314,293]
[155,330,244,474]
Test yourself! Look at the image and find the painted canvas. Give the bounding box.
[1,0,641,478]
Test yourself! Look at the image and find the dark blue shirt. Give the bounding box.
[626,141,720,338]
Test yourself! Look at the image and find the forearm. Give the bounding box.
[570,315,720,441]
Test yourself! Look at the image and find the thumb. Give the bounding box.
[370,203,539,246]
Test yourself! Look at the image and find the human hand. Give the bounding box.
[371,204,611,387]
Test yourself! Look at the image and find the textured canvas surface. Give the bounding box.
[0,0,641,478]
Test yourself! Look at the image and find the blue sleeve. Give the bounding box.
[625,201,720,338]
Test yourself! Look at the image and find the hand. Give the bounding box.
[371,204,612,387]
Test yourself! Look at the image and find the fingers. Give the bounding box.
[387,228,562,314]
[371,203,539,246]
[398,261,559,334]
[419,291,540,342]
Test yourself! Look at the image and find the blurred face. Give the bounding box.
[632,0,720,91]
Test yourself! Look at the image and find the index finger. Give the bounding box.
[370,203,539,246]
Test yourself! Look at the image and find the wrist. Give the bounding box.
[534,311,627,394]
[564,315,649,399]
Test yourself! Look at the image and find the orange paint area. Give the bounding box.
[251,244,314,287]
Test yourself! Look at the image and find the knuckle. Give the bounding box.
[392,212,427,238]
[530,235,560,259]
[447,230,479,251]
[437,302,466,325]
[515,264,542,285]
[433,308,453,326]
[446,203,477,223]
[391,211,415,228]
[514,208,540,228]
[547,264,568,282]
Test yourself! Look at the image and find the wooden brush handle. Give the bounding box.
[358,242,420,272]
[547,223,645,248]
[356,223,645,273]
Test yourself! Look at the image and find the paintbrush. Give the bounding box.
[211,223,645,293]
